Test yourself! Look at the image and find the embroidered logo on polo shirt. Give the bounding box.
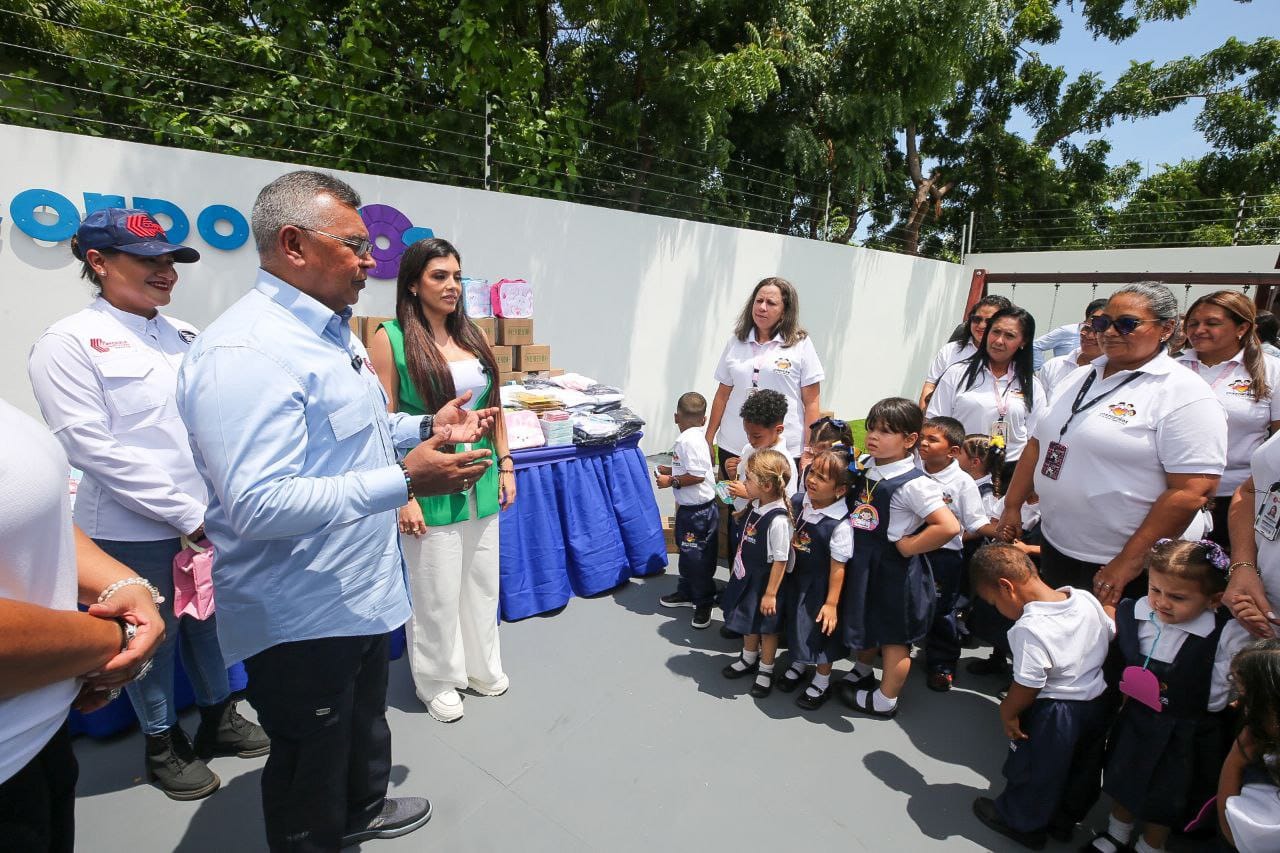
[178,329,197,344]
[1101,401,1137,423]
[773,357,793,372]
[88,337,130,353]
[1228,379,1253,396]
[942,491,954,505]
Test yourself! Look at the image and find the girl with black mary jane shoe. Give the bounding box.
[720,450,795,700]
[836,398,961,718]
[779,447,854,710]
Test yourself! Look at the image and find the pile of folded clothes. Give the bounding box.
[500,373,642,446]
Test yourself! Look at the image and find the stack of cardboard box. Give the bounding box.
[348,316,562,383]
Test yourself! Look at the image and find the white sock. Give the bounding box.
[1107,815,1134,846]
[755,662,774,689]
[805,672,831,698]
[730,649,759,673]
[758,661,775,675]
[1134,838,1162,853]
[871,688,898,712]
[786,661,807,678]
[847,661,873,680]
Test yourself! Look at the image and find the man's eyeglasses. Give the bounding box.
[298,226,373,258]
[1089,315,1151,336]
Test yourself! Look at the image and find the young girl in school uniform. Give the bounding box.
[721,449,795,699]
[837,398,961,718]
[798,416,855,483]
[1084,539,1235,853]
[959,433,1017,678]
[778,446,854,710]
[1217,638,1280,853]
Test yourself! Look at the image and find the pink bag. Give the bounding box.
[173,538,216,620]
[490,279,533,318]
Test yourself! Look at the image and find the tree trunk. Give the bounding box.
[901,123,953,255]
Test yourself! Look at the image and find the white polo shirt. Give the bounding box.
[734,436,799,512]
[1032,352,1227,564]
[0,401,79,784]
[926,363,1045,462]
[1038,349,1087,399]
[1246,429,1280,607]
[28,297,207,541]
[924,459,989,551]
[713,330,824,457]
[671,426,716,506]
[1176,349,1280,496]
[1009,587,1114,701]
[798,493,853,563]
[862,456,946,542]
[925,339,976,384]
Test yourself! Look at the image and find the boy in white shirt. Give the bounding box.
[918,416,995,692]
[656,392,719,628]
[724,389,799,517]
[970,543,1115,850]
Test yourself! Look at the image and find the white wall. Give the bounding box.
[0,125,971,451]
[967,245,1280,336]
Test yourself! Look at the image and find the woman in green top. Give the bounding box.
[370,238,514,723]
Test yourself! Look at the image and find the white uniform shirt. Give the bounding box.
[863,456,946,542]
[1009,587,1114,701]
[926,459,989,551]
[1176,349,1280,496]
[926,340,976,384]
[744,497,795,564]
[973,473,998,519]
[1032,352,1227,564]
[734,436,799,512]
[713,330,824,457]
[1225,753,1280,853]
[798,493,853,563]
[27,298,207,540]
[671,426,716,506]
[927,363,1045,462]
[1127,597,1234,712]
[992,495,1041,532]
[0,401,79,784]
[1038,349,1086,398]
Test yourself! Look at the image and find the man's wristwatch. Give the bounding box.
[418,415,435,442]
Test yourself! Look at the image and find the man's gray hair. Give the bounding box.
[251,170,362,256]
[1112,281,1181,323]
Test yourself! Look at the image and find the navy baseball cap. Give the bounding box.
[73,208,200,263]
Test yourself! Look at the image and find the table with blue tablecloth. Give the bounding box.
[498,432,668,620]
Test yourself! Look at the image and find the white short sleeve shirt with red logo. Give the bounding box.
[1031,352,1227,564]
[27,297,207,541]
[671,426,716,506]
[713,330,824,458]
[1176,349,1280,496]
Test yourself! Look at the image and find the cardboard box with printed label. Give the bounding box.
[492,346,513,374]
[496,318,534,346]
[471,317,496,343]
[512,345,550,372]
[499,371,523,385]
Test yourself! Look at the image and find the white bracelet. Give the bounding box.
[97,577,166,606]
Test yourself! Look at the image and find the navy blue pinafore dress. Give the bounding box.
[840,467,936,651]
[1102,599,1231,826]
[786,493,849,666]
[720,504,788,636]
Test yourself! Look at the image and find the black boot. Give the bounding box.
[194,699,271,760]
[145,726,220,801]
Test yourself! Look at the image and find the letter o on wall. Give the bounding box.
[10,189,80,241]
[197,204,250,250]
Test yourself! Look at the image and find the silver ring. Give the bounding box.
[107,687,121,702]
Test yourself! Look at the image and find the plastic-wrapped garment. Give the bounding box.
[462,278,492,317]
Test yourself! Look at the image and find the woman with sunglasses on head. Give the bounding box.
[1176,291,1280,552]
[706,277,825,475]
[368,237,511,725]
[917,294,1013,411]
[1037,299,1109,397]
[26,209,268,802]
[926,306,1044,493]
[999,282,1228,608]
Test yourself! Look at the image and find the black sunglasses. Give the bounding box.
[298,226,373,258]
[1089,315,1151,336]
[968,315,990,326]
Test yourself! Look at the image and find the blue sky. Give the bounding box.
[1009,0,1273,176]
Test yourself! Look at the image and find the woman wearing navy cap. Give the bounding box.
[26,208,268,801]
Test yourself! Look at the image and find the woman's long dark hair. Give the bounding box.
[948,294,1014,345]
[959,306,1036,412]
[394,238,500,411]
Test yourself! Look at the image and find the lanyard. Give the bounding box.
[1191,359,1238,391]
[1140,611,1164,670]
[990,369,1016,421]
[1057,369,1143,440]
[749,339,776,389]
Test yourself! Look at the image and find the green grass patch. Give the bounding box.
[850,419,866,452]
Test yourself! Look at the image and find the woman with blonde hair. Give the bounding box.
[1178,289,1280,550]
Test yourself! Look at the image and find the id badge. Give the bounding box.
[1255,482,1280,541]
[990,419,1008,439]
[850,503,879,531]
[1041,441,1068,480]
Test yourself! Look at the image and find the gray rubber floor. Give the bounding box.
[71,459,1206,852]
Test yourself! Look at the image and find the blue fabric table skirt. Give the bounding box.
[498,433,667,620]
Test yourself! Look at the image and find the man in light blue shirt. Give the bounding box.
[1031,321,1081,368]
[177,171,494,851]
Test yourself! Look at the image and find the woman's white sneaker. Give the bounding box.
[467,673,510,696]
[427,689,464,722]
